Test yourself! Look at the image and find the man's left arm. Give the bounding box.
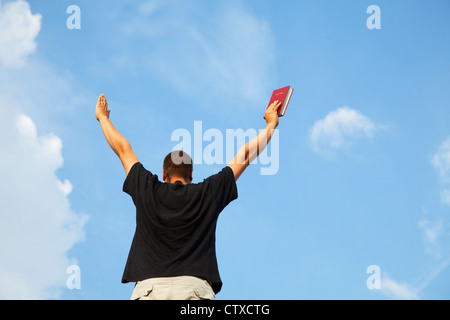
[96,94,139,175]
[227,100,280,181]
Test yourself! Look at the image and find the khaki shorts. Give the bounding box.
[130,276,216,300]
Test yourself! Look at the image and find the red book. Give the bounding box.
[267,85,294,117]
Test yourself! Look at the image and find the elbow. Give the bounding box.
[116,141,132,157]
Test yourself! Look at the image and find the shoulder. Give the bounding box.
[204,166,235,184]
[123,162,161,195]
[205,166,238,208]
[125,162,146,179]
[203,166,238,199]
[128,161,143,173]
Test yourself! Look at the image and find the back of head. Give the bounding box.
[163,150,193,183]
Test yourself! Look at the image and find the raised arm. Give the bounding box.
[227,100,281,181]
[96,94,139,175]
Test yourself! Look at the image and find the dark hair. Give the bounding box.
[163,150,193,181]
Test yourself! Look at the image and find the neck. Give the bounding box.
[167,177,189,185]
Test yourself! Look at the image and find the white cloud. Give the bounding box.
[0,106,88,299]
[379,139,450,300]
[405,141,450,297]
[415,207,450,294]
[308,107,381,157]
[430,137,450,209]
[0,0,41,68]
[381,276,420,300]
[431,137,450,185]
[440,189,450,206]
[427,138,450,263]
[378,206,449,300]
[0,0,87,299]
[114,0,276,109]
[418,215,444,259]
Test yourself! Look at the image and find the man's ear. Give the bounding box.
[189,168,193,183]
[163,169,168,182]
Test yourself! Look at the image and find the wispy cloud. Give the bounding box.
[426,136,450,273]
[431,137,450,186]
[0,0,41,68]
[418,212,444,259]
[381,276,420,300]
[112,0,276,110]
[382,139,450,300]
[377,138,450,300]
[379,211,448,300]
[411,138,450,293]
[308,106,383,158]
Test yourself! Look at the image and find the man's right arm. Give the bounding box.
[227,100,280,181]
[96,94,139,175]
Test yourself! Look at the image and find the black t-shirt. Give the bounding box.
[121,162,238,294]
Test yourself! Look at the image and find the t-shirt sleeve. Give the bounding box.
[204,166,238,211]
[123,162,160,199]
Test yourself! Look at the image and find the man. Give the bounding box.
[96,94,280,300]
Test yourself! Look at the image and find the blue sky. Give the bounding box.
[0,0,449,299]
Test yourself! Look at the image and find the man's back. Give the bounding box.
[121,162,238,294]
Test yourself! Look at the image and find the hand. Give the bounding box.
[264,100,281,129]
[95,94,111,121]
